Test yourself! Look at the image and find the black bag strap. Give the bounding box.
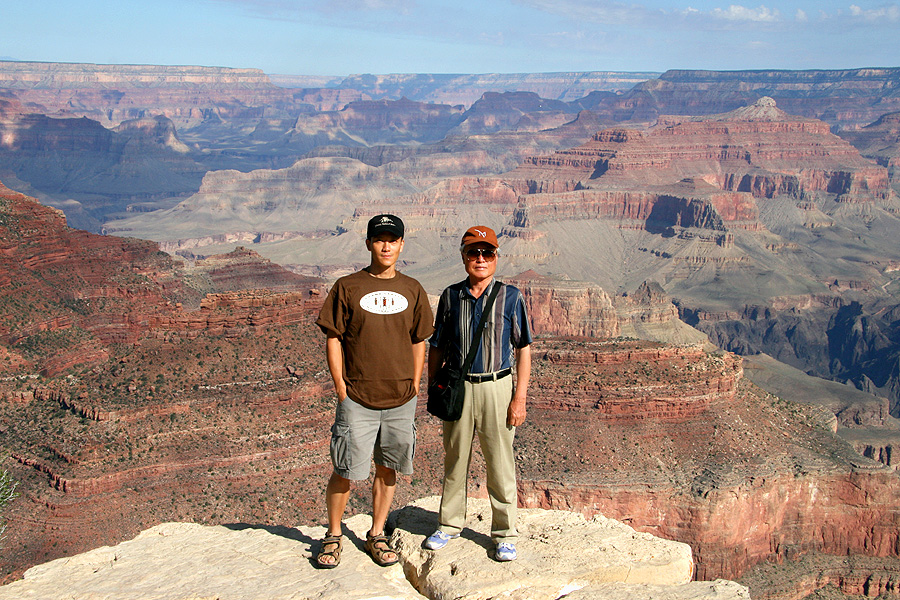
[460,282,502,376]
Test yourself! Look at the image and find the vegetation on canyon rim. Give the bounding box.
[0,457,17,550]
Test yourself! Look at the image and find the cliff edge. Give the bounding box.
[0,497,747,600]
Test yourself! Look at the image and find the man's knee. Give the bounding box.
[328,471,351,492]
[374,463,397,485]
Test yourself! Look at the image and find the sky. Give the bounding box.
[1,0,899,76]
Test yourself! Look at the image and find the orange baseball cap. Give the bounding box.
[460,225,499,249]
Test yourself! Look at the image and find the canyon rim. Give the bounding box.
[1,62,900,599]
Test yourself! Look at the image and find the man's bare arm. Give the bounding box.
[412,340,427,394]
[325,334,347,401]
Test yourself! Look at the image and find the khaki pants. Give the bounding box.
[438,374,517,543]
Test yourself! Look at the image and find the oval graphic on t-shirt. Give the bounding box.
[360,291,409,315]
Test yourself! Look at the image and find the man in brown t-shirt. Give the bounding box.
[314,214,434,568]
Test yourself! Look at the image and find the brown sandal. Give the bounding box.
[316,534,342,568]
[365,532,399,567]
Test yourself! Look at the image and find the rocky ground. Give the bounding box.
[0,497,750,600]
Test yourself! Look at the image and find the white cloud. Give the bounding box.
[710,5,781,22]
[848,4,900,22]
[795,8,807,22]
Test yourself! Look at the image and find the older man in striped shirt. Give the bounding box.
[425,225,533,562]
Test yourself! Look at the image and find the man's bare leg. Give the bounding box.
[320,472,351,566]
[368,464,398,561]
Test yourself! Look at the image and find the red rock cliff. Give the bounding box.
[514,336,898,592]
[505,98,895,237]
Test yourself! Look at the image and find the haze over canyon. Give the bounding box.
[1,61,900,599]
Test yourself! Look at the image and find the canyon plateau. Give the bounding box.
[1,61,900,599]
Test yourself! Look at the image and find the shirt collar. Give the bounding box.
[459,277,498,301]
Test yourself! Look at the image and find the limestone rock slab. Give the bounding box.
[391,497,702,600]
[0,497,750,600]
[0,515,422,600]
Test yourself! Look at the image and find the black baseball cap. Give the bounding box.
[367,214,404,239]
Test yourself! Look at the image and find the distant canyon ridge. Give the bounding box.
[0,61,656,110]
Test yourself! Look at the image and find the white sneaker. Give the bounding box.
[423,530,459,550]
[495,542,517,561]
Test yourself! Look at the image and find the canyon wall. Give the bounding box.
[516,336,898,598]
[0,61,296,126]
[520,469,899,584]
[505,270,620,338]
[618,68,900,128]
[332,71,660,105]
[513,99,893,206]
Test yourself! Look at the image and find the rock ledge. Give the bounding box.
[0,497,749,600]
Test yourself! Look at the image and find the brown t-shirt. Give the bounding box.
[316,270,434,409]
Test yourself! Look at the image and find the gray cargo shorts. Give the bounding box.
[330,396,417,480]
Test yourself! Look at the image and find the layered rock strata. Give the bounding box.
[511,98,893,217]
[740,552,900,599]
[0,61,273,89]
[0,182,187,361]
[333,71,661,105]
[616,68,900,129]
[505,270,620,338]
[2,180,898,600]
[0,99,207,231]
[175,246,326,295]
[528,338,741,417]
[517,336,897,591]
[0,183,323,371]
[519,468,899,584]
[0,61,294,127]
[615,281,680,329]
[839,110,900,181]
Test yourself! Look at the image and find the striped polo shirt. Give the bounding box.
[431,278,533,375]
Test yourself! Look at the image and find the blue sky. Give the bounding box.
[2,0,899,75]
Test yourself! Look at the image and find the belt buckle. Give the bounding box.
[476,370,502,382]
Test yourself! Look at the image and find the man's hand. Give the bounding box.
[507,393,527,427]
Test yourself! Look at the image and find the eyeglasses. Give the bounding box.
[464,248,497,260]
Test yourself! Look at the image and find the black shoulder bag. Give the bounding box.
[427,283,501,421]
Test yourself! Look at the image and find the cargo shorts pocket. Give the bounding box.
[330,422,352,473]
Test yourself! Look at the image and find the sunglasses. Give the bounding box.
[464,248,497,260]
